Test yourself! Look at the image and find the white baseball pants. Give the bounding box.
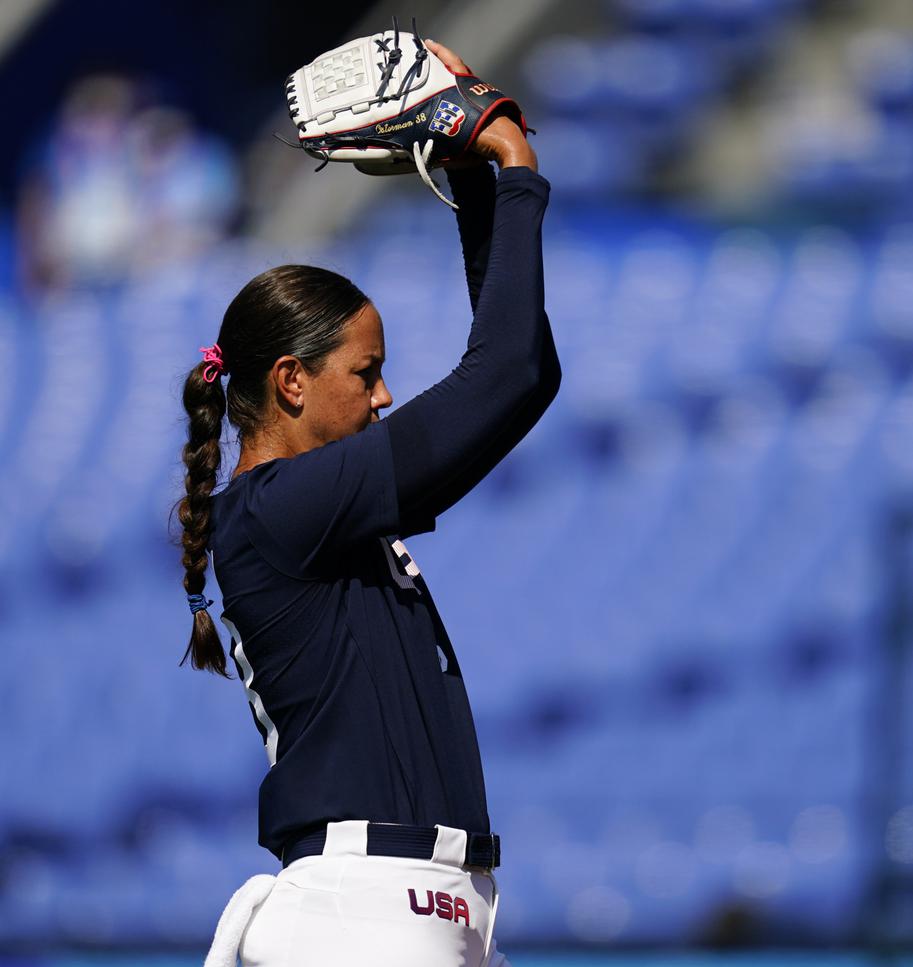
[204,821,511,967]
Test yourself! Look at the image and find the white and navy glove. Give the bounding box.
[284,17,530,209]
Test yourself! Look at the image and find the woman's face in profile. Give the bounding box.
[300,301,394,446]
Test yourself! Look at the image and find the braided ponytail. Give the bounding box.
[176,265,369,675]
[178,360,229,676]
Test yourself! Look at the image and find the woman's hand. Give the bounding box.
[424,40,538,173]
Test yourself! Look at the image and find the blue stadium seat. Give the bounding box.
[850,31,913,114]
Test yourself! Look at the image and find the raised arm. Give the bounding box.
[448,162,496,312]
[384,112,559,529]
[385,164,559,532]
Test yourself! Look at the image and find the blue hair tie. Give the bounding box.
[187,593,214,615]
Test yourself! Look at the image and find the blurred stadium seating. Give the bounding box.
[3,0,913,953]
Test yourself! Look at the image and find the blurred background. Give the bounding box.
[3,0,913,964]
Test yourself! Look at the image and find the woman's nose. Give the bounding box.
[373,379,393,410]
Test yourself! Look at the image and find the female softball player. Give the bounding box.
[178,41,559,967]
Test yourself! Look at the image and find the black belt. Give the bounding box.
[282,823,500,870]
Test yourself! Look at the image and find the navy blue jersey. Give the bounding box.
[209,165,559,860]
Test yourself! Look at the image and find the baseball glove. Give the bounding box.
[284,17,530,209]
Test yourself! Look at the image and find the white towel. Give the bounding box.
[203,873,277,967]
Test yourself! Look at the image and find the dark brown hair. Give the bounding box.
[178,264,370,675]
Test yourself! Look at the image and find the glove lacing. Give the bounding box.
[375,16,428,104]
[374,21,402,101]
[412,139,458,211]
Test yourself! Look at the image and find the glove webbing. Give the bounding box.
[291,17,429,136]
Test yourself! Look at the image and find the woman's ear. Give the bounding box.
[271,355,306,411]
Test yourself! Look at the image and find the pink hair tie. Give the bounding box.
[199,343,226,383]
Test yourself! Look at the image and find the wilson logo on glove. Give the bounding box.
[283,16,531,209]
[430,100,466,137]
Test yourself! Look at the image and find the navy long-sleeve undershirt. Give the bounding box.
[385,164,560,526]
